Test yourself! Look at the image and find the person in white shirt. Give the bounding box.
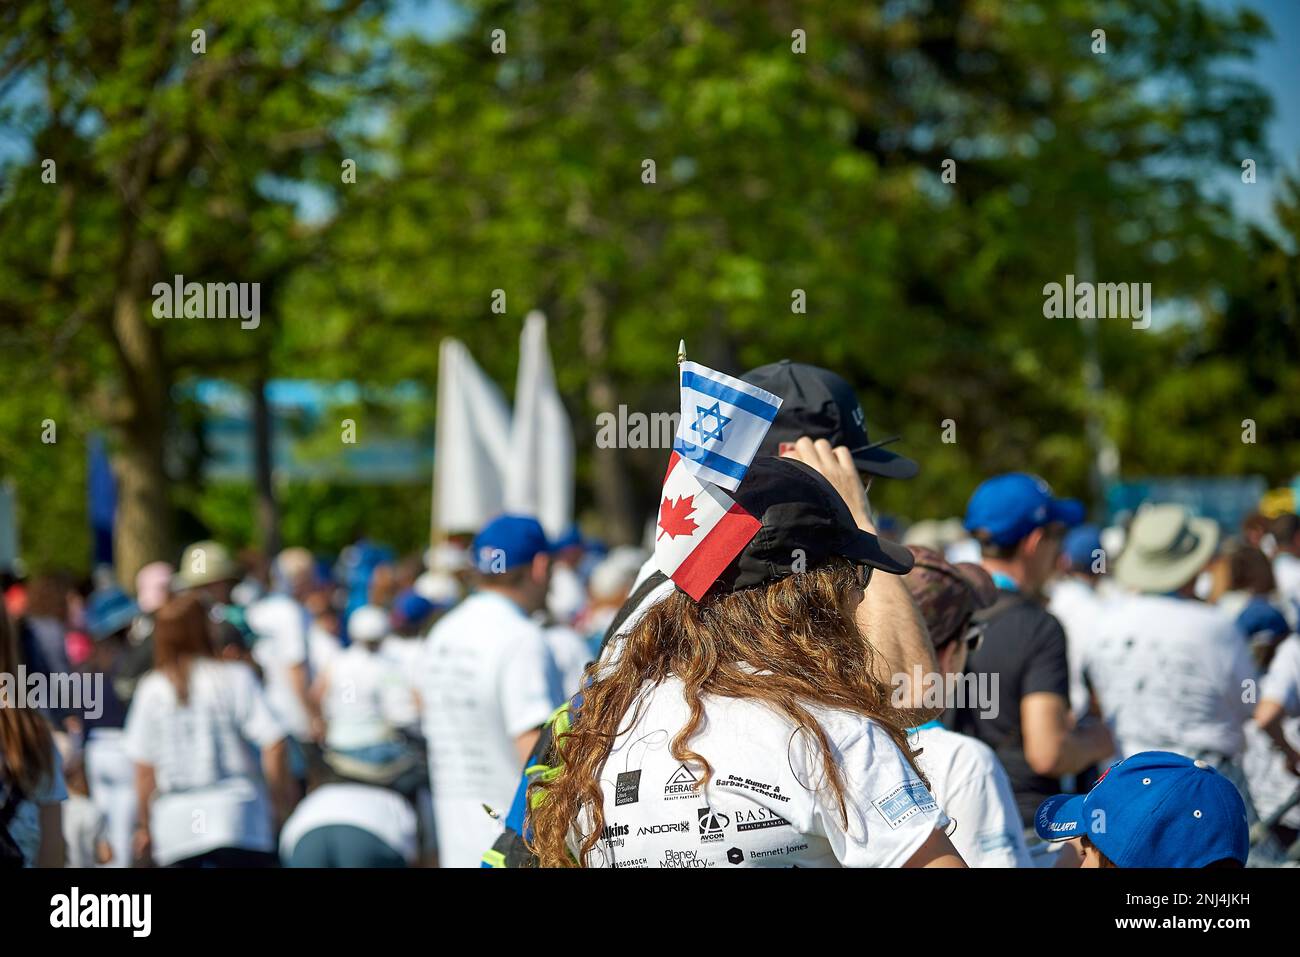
[421,514,565,868]
[124,595,292,867]
[902,546,1033,867]
[59,741,112,867]
[528,457,963,869]
[546,527,588,626]
[280,780,417,867]
[1270,514,1300,623]
[314,604,416,761]
[247,548,340,763]
[1083,505,1256,783]
[1240,612,1300,848]
[1255,630,1300,778]
[1046,524,1108,720]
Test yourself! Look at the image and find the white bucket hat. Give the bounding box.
[1115,504,1219,594]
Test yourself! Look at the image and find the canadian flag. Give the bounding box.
[655,452,761,601]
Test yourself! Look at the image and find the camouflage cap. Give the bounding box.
[903,545,997,649]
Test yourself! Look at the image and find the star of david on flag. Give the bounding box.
[673,361,783,492]
[691,401,731,444]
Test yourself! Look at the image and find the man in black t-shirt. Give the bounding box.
[950,473,1114,827]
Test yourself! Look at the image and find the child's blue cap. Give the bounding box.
[1034,751,1249,867]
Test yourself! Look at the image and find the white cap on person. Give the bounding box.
[349,604,390,644]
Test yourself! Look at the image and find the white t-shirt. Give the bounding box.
[123,660,285,866]
[578,676,948,868]
[1273,553,1300,617]
[544,623,593,700]
[248,594,341,740]
[909,724,1030,867]
[1241,719,1300,830]
[377,637,424,730]
[320,644,412,751]
[1082,594,1257,760]
[1260,634,1300,716]
[1047,577,1105,719]
[595,556,674,673]
[1251,635,1300,827]
[279,783,417,864]
[62,793,108,868]
[547,563,587,625]
[420,591,564,868]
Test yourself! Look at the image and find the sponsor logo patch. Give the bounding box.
[697,807,730,843]
[714,774,791,804]
[733,807,791,832]
[872,780,939,830]
[601,822,629,848]
[659,848,715,868]
[615,770,641,806]
[637,821,690,836]
[664,764,700,801]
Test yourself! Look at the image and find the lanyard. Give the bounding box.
[990,571,1020,592]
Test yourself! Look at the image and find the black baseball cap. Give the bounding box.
[710,456,914,596]
[743,360,919,479]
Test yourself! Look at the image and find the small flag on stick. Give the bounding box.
[672,361,782,492]
[654,452,760,601]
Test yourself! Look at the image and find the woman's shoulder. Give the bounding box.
[649,677,894,750]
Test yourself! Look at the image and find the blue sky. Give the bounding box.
[1211,0,1300,229]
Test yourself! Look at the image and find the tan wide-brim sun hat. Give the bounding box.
[1114,504,1220,594]
[174,540,242,590]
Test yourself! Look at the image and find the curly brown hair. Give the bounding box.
[525,559,926,867]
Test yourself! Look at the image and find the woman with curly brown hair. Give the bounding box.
[527,457,965,868]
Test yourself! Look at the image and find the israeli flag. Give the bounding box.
[673,361,783,491]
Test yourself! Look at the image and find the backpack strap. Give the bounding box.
[597,571,669,656]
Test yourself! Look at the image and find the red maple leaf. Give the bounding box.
[657,494,699,540]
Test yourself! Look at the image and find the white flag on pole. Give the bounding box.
[505,311,574,539]
[433,338,512,535]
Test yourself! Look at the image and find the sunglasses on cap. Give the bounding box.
[958,619,985,654]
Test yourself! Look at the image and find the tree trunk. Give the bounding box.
[110,238,171,587]
[580,285,639,544]
[251,375,281,556]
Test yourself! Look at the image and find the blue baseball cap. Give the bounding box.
[86,587,139,640]
[1061,523,1103,572]
[472,514,551,573]
[1235,599,1290,643]
[1034,751,1249,868]
[550,525,584,552]
[964,472,1085,547]
[393,588,439,626]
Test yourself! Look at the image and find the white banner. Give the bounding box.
[505,311,574,539]
[433,338,512,536]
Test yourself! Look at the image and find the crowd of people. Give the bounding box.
[2,359,1298,869]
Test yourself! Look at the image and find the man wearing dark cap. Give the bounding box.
[742,360,919,480]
